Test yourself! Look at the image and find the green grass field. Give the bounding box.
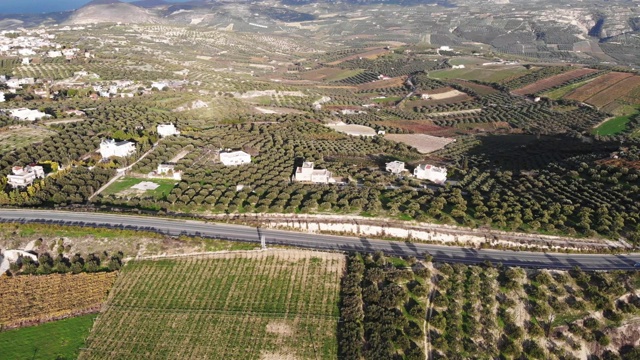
[102,177,177,199]
[80,251,344,360]
[592,111,637,136]
[0,314,97,360]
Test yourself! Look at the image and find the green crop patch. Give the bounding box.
[80,251,344,360]
[0,314,97,360]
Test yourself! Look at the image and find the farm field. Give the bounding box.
[0,272,116,329]
[512,68,599,95]
[0,126,56,155]
[0,314,97,360]
[564,72,633,103]
[326,122,377,136]
[585,76,640,112]
[299,68,362,82]
[429,66,531,83]
[80,250,344,360]
[592,110,638,136]
[541,78,597,100]
[101,177,177,199]
[385,133,455,153]
[326,47,389,65]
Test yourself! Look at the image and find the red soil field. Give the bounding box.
[565,72,633,102]
[585,75,640,108]
[513,68,599,95]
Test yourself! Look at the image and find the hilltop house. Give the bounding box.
[414,164,447,184]
[294,162,334,184]
[385,161,406,174]
[157,123,180,138]
[219,151,251,166]
[7,165,44,188]
[99,139,136,158]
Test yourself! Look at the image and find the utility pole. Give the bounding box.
[260,235,266,250]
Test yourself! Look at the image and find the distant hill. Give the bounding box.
[65,1,161,24]
[130,0,169,8]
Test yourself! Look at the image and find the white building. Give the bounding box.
[421,93,431,100]
[439,46,452,51]
[22,57,30,65]
[451,65,465,69]
[157,123,180,138]
[47,50,63,58]
[414,164,447,184]
[151,82,167,90]
[0,92,4,102]
[157,163,182,180]
[7,165,44,188]
[385,161,406,174]
[294,162,334,184]
[8,108,50,121]
[219,151,251,166]
[99,139,136,158]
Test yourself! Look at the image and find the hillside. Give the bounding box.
[64,2,161,24]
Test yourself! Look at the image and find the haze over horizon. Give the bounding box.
[0,0,190,14]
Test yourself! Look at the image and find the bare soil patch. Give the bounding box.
[513,68,599,95]
[385,133,455,153]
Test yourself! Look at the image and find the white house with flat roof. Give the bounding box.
[156,163,182,180]
[157,123,180,138]
[219,151,251,166]
[414,164,447,184]
[99,139,136,158]
[7,165,44,188]
[8,108,50,121]
[294,162,334,184]
[385,161,406,174]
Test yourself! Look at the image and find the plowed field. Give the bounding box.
[513,68,599,95]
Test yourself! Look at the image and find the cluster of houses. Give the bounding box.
[385,161,448,184]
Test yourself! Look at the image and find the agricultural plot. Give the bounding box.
[80,250,344,360]
[0,126,55,155]
[101,177,177,199]
[385,134,456,154]
[339,253,430,360]
[0,272,116,329]
[426,263,640,360]
[0,314,97,360]
[429,66,531,83]
[512,68,599,95]
[564,72,634,103]
[592,112,638,136]
[585,76,640,111]
[325,122,377,136]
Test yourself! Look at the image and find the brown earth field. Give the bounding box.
[357,76,406,91]
[449,79,499,96]
[377,120,466,137]
[585,75,640,108]
[298,67,348,81]
[326,47,390,65]
[513,68,599,95]
[565,72,634,102]
[587,75,640,109]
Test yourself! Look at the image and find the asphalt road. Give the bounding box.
[1,209,638,271]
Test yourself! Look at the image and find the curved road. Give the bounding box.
[0,209,638,270]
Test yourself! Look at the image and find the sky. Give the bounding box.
[0,0,191,14]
